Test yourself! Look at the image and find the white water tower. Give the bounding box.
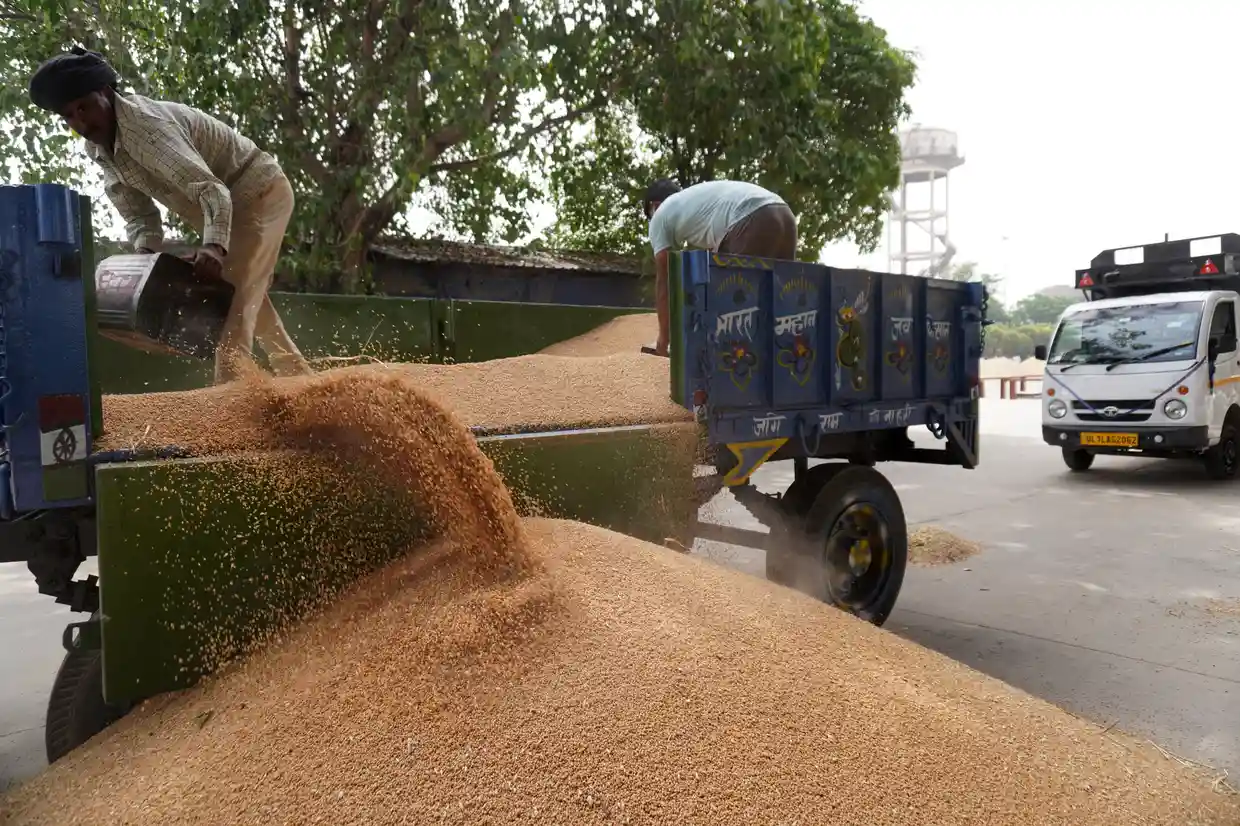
[887,126,964,278]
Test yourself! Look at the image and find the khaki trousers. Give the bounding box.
[718,203,798,259]
[215,174,311,384]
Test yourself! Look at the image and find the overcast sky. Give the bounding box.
[826,0,1240,304]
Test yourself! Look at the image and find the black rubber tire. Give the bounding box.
[765,463,849,587]
[1204,419,1240,480]
[780,463,851,519]
[45,619,131,764]
[800,465,908,626]
[1062,448,1095,472]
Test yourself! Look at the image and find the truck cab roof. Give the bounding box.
[1063,290,1227,314]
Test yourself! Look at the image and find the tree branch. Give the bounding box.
[409,9,515,172]
[282,4,327,183]
[427,96,608,174]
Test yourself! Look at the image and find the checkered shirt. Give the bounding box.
[87,93,282,253]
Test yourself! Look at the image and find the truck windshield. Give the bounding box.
[1047,301,1204,366]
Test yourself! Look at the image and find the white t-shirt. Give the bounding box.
[648,180,786,254]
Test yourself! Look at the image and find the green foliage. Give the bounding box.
[1,0,640,290]
[544,107,654,262]
[1012,293,1079,326]
[548,0,916,261]
[984,323,1053,359]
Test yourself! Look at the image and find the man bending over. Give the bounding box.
[29,47,312,383]
[643,178,798,356]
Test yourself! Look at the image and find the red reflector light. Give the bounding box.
[692,389,707,406]
[1078,272,1095,287]
[1201,259,1220,275]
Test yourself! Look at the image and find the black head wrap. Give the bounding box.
[28,47,119,113]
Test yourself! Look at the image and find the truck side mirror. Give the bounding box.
[1033,344,1048,361]
[1209,337,1221,361]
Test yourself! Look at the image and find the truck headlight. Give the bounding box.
[1048,398,1067,419]
[1164,398,1188,420]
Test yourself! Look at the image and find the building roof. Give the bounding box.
[371,237,643,276]
[95,236,644,276]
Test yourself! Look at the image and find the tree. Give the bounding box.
[942,261,1000,289]
[0,0,641,290]
[1013,293,1077,326]
[547,0,916,261]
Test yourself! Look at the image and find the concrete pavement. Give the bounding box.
[697,398,1240,778]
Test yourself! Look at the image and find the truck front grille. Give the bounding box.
[1072,399,1154,423]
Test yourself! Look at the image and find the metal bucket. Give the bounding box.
[95,253,234,361]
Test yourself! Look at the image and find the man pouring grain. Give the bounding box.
[29,47,312,384]
[643,179,797,356]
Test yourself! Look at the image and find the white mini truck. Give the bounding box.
[1038,234,1240,478]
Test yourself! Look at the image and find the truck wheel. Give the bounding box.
[765,463,848,587]
[45,618,131,763]
[800,465,907,626]
[1062,448,1095,472]
[1204,421,1240,480]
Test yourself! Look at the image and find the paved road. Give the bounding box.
[3,399,1238,792]
[699,399,1240,779]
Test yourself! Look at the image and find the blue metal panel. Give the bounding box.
[925,280,962,398]
[0,184,94,512]
[828,269,879,404]
[678,251,711,410]
[673,249,982,471]
[878,274,924,401]
[771,264,824,408]
[706,254,771,410]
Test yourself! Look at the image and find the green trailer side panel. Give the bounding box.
[79,195,105,439]
[94,297,640,394]
[95,454,428,704]
[274,294,439,364]
[94,336,213,396]
[94,295,441,395]
[94,422,699,704]
[445,301,641,363]
[669,254,685,407]
[479,423,698,547]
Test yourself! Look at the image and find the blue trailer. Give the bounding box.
[670,251,985,625]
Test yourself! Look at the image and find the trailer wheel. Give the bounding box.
[1205,420,1240,480]
[45,616,131,763]
[801,465,907,626]
[1062,448,1095,472]
[779,463,850,519]
[765,463,849,587]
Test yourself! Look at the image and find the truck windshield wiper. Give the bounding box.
[1059,358,1117,372]
[1103,341,1196,371]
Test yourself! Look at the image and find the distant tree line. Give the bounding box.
[939,262,1080,359]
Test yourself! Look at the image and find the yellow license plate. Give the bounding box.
[1080,432,1139,448]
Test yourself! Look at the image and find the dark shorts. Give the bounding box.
[718,203,798,259]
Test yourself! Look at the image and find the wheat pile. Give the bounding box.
[909,525,983,566]
[1,520,1234,824]
[97,352,689,454]
[3,368,1236,825]
[538,313,658,357]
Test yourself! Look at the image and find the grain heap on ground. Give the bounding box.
[97,352,689,455]
[538,313,658,357]
[909,525,983,566]
[5,371,1236,826]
